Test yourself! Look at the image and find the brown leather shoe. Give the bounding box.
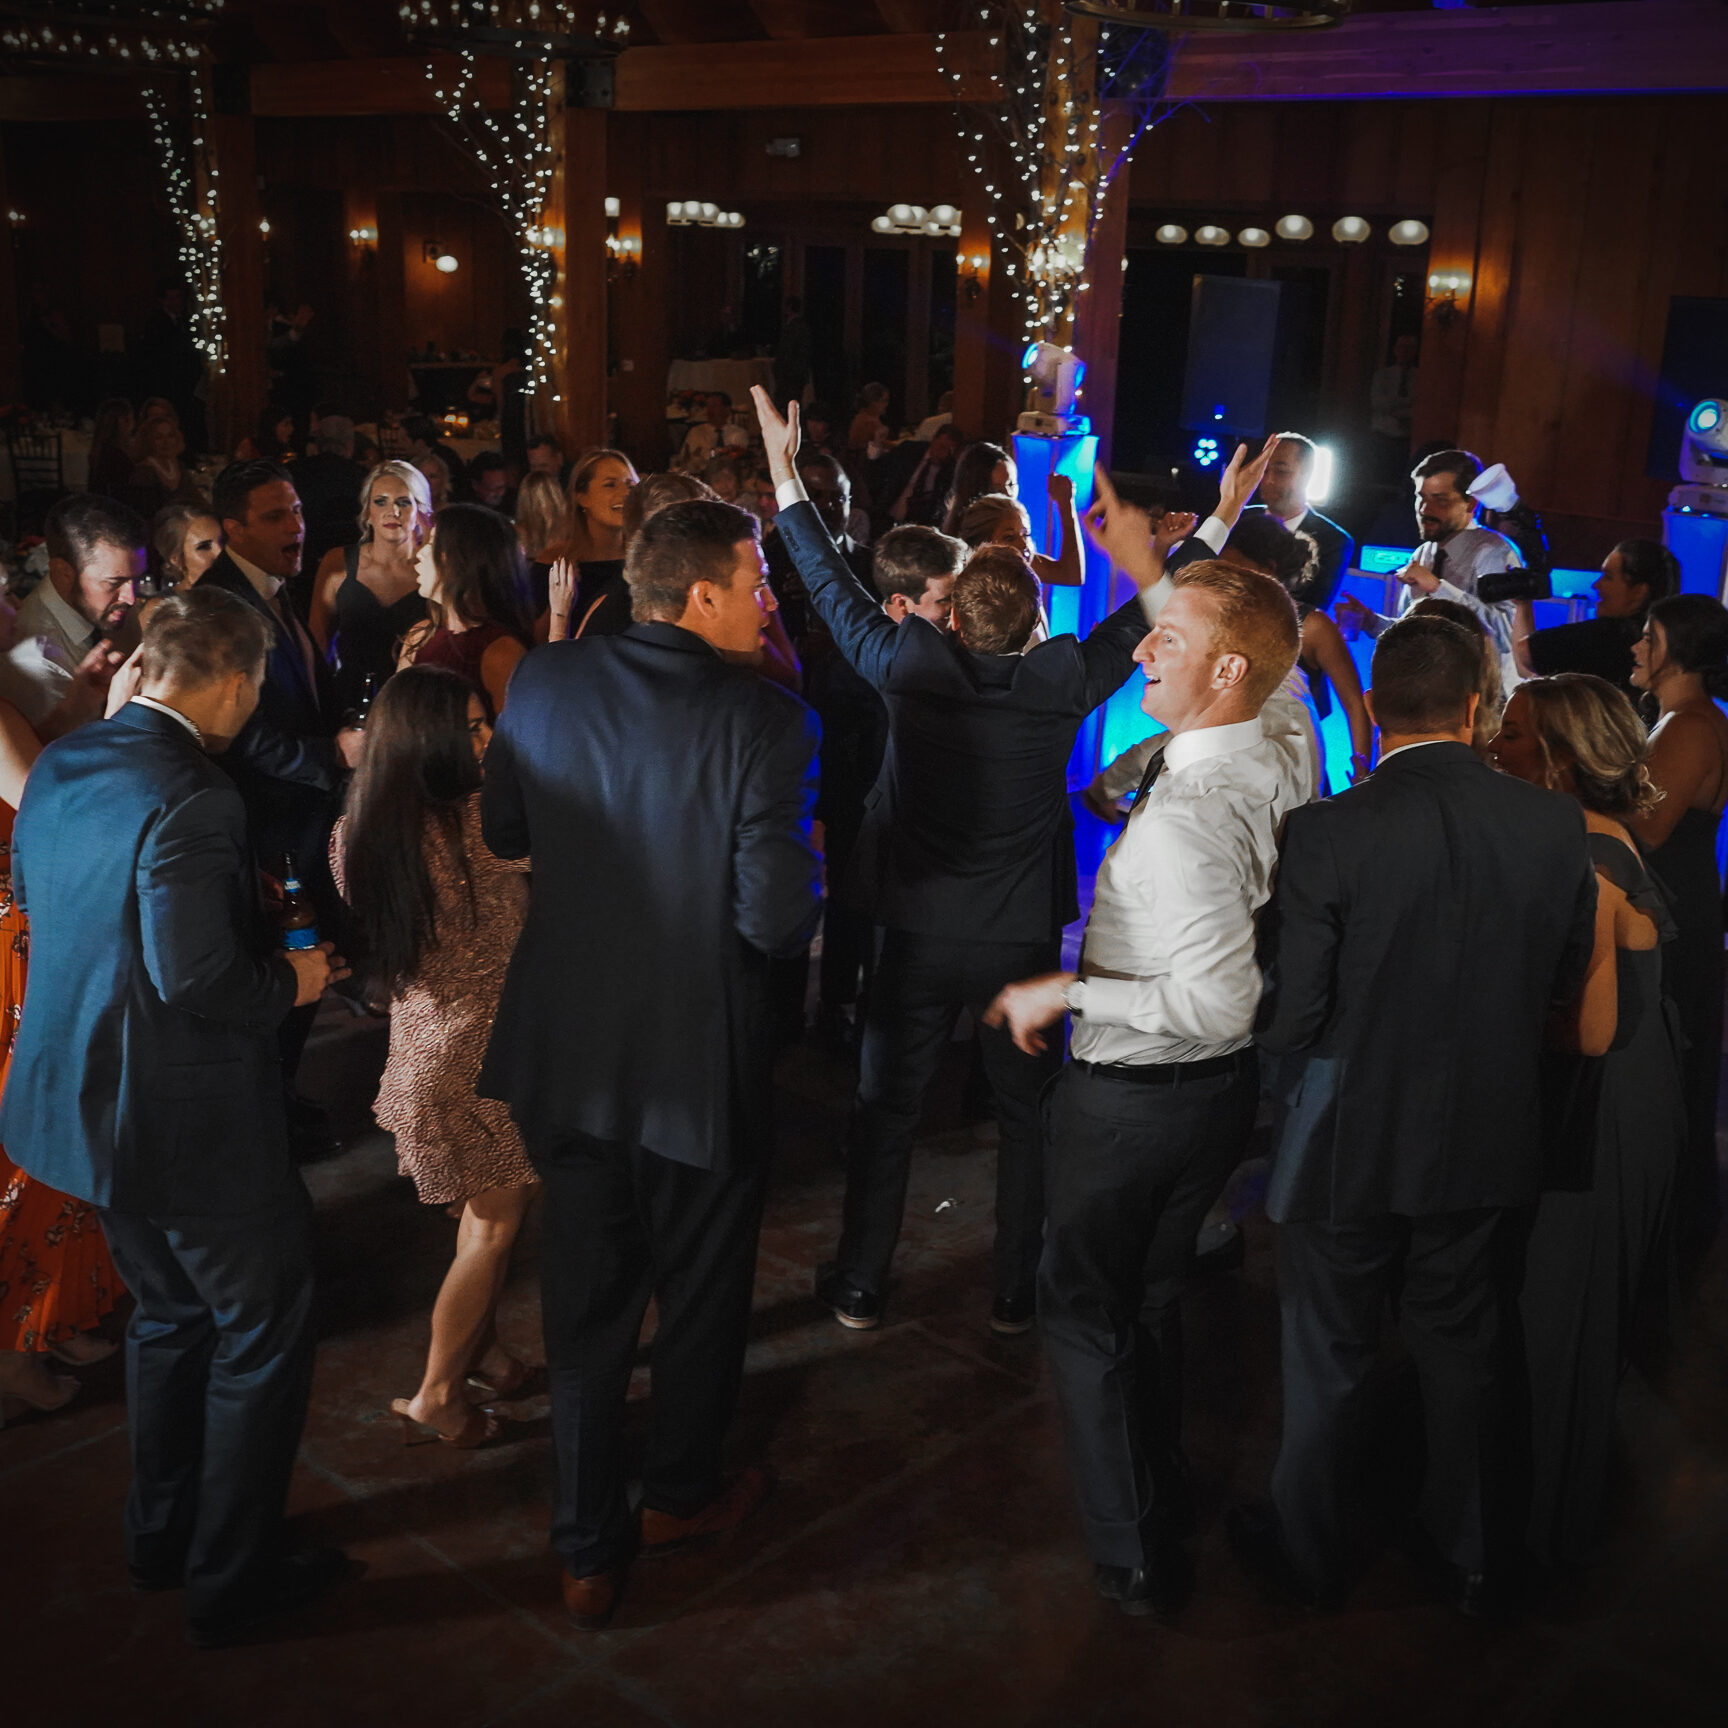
[560,1567,625,1631]
[638,1466,773,1557]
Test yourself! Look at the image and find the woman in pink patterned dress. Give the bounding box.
[333,664,538,1448]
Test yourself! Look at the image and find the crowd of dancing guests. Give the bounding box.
[0,382,1723,1646]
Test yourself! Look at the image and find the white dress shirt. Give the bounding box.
[1361,524,1522,692]
[228,547,316,682]
[0,577,102,726]
[1069,714,1312,1066]
[129,694,202,743]
[673,420,749,475]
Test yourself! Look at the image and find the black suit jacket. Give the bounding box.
[1256,742,1597,1222]
[777,498,1148,944]
[1,703,298,1214]
[198,552,343,879]
[478,624,822,1171]
[1245,505,1354,612]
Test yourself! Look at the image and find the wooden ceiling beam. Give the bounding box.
[614,31,995,109]
[248,53,513,116]
[1168,1,1728,101]
[743,1,809,39]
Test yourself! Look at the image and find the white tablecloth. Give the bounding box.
[667,359,774,403]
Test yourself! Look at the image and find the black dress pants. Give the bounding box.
[1039,1056,1258,1569]
[841,928,1062,1302]
[1271,1208,1505,1597]
[531,1131,770,1579]
[98,1189,317,1625]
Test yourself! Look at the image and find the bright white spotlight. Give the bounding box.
[1307,444,1335,505]
[1155,224,1188,245]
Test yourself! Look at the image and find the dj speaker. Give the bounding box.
[1179,275,1282,439]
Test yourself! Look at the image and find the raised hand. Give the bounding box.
[103,642,145,719]
[1216,434,1280,526]
[750,386,801,487]
[1082,465,1159,587]
[1153,510,1199,560]
[1047,471,1075,507]
[547,557,577,641]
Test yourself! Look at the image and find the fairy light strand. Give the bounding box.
[141,66,228,375]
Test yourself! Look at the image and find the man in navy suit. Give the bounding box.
[0,587,351,1647]
[1245,433,1354,612]
[480,498,822,1631]
[199,459,362,1157]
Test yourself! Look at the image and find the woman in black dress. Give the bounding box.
[1491,674,1683,1567]
[1628,594,1728,1262]
[309,459,433,717]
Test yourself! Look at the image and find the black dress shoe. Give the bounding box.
[1225,1503,1342,1611]
[187,1547,357,1649]
[1094,1545,1193,1618]
[814,1262,880,1331]
[1191,1220,1246,1276]
[988,1293,1036,1337]
[286,1094,343,1165]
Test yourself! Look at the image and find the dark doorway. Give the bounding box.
[805,244,847,411]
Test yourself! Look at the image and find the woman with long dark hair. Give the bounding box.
[400,502,533,718]
[333,665,538,1448]
[1490,674,1682,1565]
[1629,593,1728,1261]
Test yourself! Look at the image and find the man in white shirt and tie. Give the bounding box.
[988,524,1311,1619]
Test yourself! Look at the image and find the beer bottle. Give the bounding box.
[353,674,377,727]
[279,857,321,952]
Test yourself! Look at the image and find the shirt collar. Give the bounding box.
[35,577,100,649]
[1163,714,1265,774]
[226,546,282,599]
[1378,737,1456,765]
[129,694,203,744]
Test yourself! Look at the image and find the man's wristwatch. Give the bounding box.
[1062,978,1086,1018]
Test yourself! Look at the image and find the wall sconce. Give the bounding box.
[347,224,378,246]
[667,202,744,229]
[604,197,620,219]
[607,232,640,280]
[959,251,989,304]
[423,241,459,273]
[6,208,25,228]
[258,217,271,238]
[1426,269,1471,328]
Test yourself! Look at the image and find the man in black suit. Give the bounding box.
[479,498,822,1631]
[289,415,366,612]
[200,461,362,1156]
[754,386,1214,1336]
[0,588,350,1646]
[1246,433,1354,611]
[1247,616,1597,1612]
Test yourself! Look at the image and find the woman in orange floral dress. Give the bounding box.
[0,695,121,1423]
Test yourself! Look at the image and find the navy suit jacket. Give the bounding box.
[776,498,1149,944]
[198,551,343,878]
[1256,742,1597,1223]
[1244,505,1354,612]
[478,624,822,1171]
[0,703,298,1214]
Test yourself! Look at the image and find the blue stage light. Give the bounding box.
[1193,436,1220,467]
[1022,341,1041,370]
[1690,400,1723,435]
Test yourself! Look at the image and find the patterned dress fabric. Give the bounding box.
[333,792,536,1207]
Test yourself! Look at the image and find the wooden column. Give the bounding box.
[951,207,994,439]
[374,189,409,416]
[1069,104,1132,469]
[548,69,608,454]
[603,113,670,469]
[209,113,266,456]
[0,134,19,403]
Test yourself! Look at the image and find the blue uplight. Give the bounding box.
[1022,341,1041,370]
[1193,437,1220,468]
[1690,400,1724,435]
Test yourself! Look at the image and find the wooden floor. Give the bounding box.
[6,997,1727,1728]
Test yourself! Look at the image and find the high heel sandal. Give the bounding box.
[49,1333,118,1368]
[389,1397,500,1449]
[465,1358,543,1402]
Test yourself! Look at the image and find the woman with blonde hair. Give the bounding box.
[955,486,1082,589]
[514,470,566,561]
[1490,672,1682,1568]
[531,446,638,632]
[310,459,433,717]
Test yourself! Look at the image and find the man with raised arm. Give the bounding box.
[752,385,1275,1339]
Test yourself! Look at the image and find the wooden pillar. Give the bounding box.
[602,111,669,468]
[548,69,608,454]
[0,135,19,404]
[209,113,266,457]
[952,205,1002,441]
[1070,103,1132,469]
[341,185,385,419]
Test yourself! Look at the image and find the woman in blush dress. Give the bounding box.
[333,665,538,1448]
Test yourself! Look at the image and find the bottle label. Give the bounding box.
[282,926,321,951]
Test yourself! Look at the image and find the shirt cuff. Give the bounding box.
[1065,979,1088,1018]
[1194,515,1229,555]
[1070,975,1139,1028]
[775,477,808,511]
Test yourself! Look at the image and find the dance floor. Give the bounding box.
[6,989,1727,1728]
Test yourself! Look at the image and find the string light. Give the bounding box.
[141,65,229,376]
[933,7,1179,348]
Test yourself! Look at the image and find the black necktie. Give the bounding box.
[1431,546,1448,586]
[1132,745,1167,810]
